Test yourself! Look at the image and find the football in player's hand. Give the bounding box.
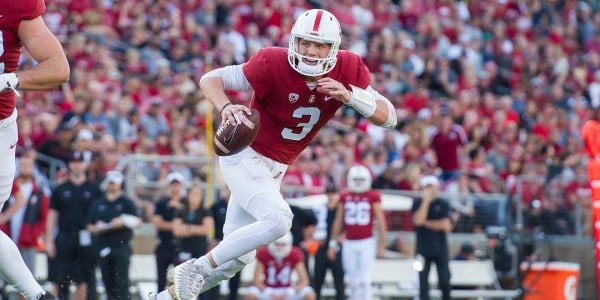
[213,108,260,156]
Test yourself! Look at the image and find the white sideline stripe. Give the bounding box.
[25,254,519,299]
[288,193,413,211]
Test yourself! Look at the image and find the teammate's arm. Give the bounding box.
[327,203,344,259]
[293,260,310,291]
[372,201,387,258]
[252,260,266,290]
[199,65,252,124]
[14,16,69,90]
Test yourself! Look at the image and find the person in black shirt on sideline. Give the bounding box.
[411,175,452,300]
[207,188,241,300]
[311,183,344,300]
[289,204,317,281]
[172,182,214,280]
[151,172,185,292]
[87,170,140,300]
[45,153,101,300]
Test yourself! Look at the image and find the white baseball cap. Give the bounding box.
[166,172,185,184]
[420,175,440,188]
[104,170,124,185]
[77,129,93,141]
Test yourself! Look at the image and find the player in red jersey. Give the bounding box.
[245,232,315,300]
[328,165,387,300]
[0,0,69,299]
[153,9,397,300]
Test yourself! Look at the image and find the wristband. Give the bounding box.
[347,84,376,117]
[328,239,339,251]
[219,102,232,116]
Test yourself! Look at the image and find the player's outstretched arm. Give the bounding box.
[252,260,266,290]
[15,16,69,90]
[316,78,397,129]
[293,260,311,290]
[372,201,388,258]
[347,85,397,129]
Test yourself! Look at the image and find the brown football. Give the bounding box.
[213,108,260,156]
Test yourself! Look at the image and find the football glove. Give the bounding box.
[0,73,20,96]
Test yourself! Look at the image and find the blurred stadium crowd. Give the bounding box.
[13,0,600,236]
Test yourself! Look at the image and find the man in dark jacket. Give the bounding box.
[87,170,140,300]
[411,175,452,300]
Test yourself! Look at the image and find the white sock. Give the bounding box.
[0,230,45,299]
[193,256,214,276]
[199,257,247,294]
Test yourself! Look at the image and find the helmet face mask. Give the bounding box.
[268,232,293,260]
[347,165,372,194]
[288,9,341,77]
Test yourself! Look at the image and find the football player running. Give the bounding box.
[0,0,70,299]
[245,232,315,300]
[328,165,387,300]
[152,9,397,300]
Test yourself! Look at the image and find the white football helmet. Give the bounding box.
[347,165,372,194]
[288,9,341,77]
[268,232,293,260]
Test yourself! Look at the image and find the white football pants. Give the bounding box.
[209,147,293,266]
[342,237,376,300]
[0,109,45,299]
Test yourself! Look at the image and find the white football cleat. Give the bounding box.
[168,259,207,300]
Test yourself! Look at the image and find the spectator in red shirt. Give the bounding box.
[430,107,467,181]
[403,83,430,116]
[0,155,49,276]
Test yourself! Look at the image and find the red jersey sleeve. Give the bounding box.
[369,189,382,204]
[335,50,371,90]
[7,0,46,22]
[289,247,304,264]
[242,47,276,99]
[353,55,372,89]
[24,0,46,20]
[256,246,270,264]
